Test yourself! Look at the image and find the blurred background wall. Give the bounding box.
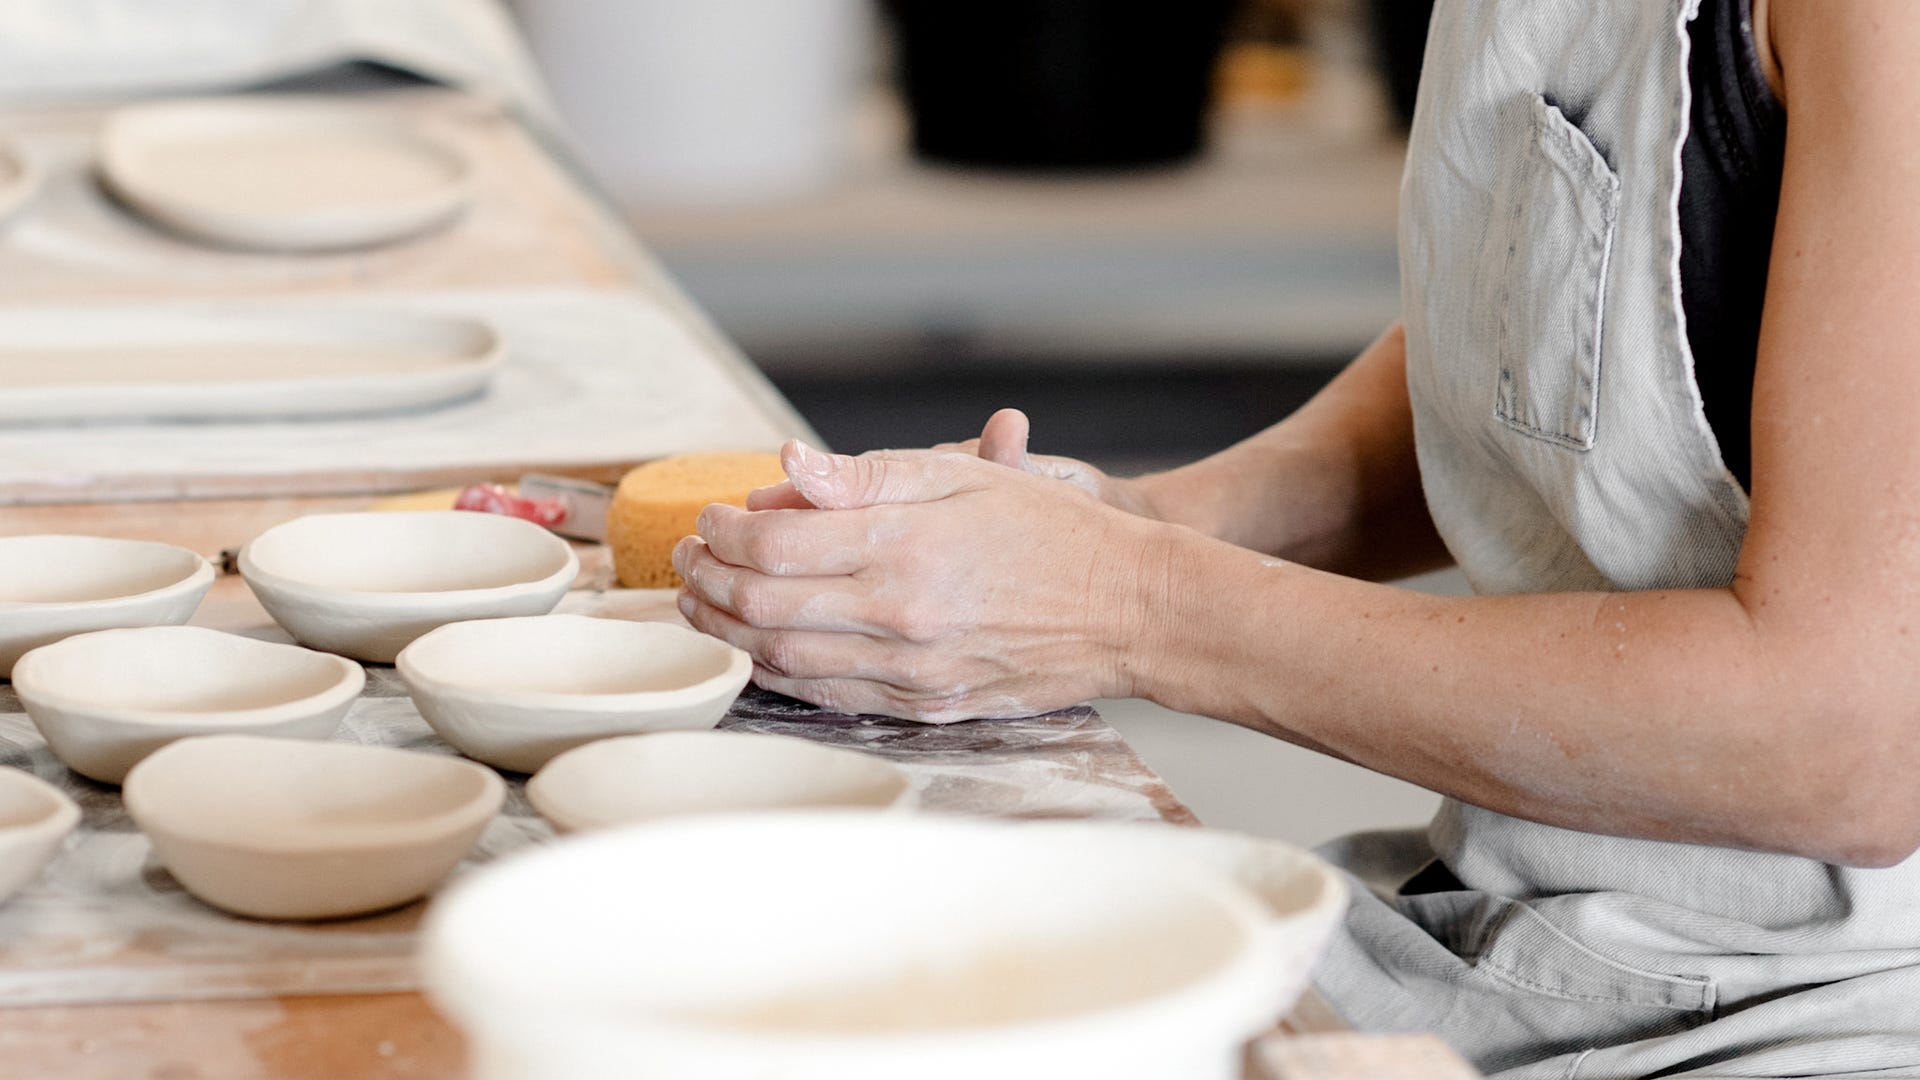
[510,0,1450,846]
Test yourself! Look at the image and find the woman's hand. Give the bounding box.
[674,438,1170,722]
[745,409,1161,520]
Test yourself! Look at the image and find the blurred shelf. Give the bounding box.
[625,94,1406,370]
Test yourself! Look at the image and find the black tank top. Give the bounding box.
[1679,0,1785,489]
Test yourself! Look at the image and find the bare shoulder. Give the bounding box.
[1762,0,1920,109]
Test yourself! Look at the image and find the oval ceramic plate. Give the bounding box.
[240,512,579,663]
[527,731,909,832]
[12,626,364,784]
[0,138,43,229]
[124,734,504,920]
[0,535,214,677]
[0,307,502,424]
[398,616,752,772]
[99,98,473,251]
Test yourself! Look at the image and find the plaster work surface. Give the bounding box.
[0,582,1191,1008]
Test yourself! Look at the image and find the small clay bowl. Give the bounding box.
[397,615,751,773]
[239,511,578,663]
[0,535,214,678]
[0,767,80,903]
[12,626,364,784]
[124,734,504,920]
[527,731,911,833]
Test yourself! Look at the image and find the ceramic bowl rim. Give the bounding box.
[396,615,751,713]
[525,731,911,833]
[423,813,1297,1052]
[0,766,81,848]
[0,535,214,613]
[11,626,365,729]
[238,511,580,609]
[123,734,505,855]
[0,137,45,226]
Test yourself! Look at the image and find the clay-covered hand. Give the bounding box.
[674,439,1168,722]
[744,409,1160,519]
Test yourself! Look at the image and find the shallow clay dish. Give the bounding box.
[124,734,504,920]
[12,626,363,784]
[0,767,80,903]
[0,308,502,423]
[240,512,578,663]
[527,731,909,832]
[99,98,473,251]
[424,814,1345,1080]
[0,138,43,229]
[0,535,214,677]
[398,616,751,773]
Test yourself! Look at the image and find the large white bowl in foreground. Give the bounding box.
[0,535,213,678]
[0,767,80,903]
[527,730,910,832]
[397,616,751,772]
[240,512,578,663]
[12,626,363,784]
[124,734,504,920]
[423,814,1349,1080]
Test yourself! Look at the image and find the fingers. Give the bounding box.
[780,440,981,511]
[745,480,813,511]
[976,408,1031,471]
[677,591,896,683]
[673,537,875,632]
[693,502,874,576]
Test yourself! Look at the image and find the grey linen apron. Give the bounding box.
[1311,1,1920,1076]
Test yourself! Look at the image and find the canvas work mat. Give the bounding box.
[0,589,1193,1008]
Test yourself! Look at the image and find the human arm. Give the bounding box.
[679,0,1920,867]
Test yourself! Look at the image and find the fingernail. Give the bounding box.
[694,507,716,535]
[677,591,695,618]
[790,440,834,479]
[671,536,694,573]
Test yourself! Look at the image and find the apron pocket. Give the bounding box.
[1492,93,1621,451]
[1470,898,1716,1015]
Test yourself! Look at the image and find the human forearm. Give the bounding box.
[1129,323,1447,579]
[1124,525,1920,867]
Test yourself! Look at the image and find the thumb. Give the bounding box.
[976,408,1031,472]
[782,440,976,510]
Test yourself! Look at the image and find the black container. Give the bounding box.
[1368,0,1436,128]
[885,0,1236,171]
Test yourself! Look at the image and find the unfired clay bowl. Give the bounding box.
[0,767,80,903]
[123,734,504,920]
[239,512,579,663]
[12,626,364,785]
[396,616,751,773]
[527,731,910,833]
[0,534,214,678]
[424,814,1348,1080]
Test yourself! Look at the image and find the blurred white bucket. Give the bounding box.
[423,813,1347,1080]
[512,0,868,205]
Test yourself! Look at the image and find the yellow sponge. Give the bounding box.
[608,452,788,588]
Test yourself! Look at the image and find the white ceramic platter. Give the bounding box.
[0,138,44,229]
[0,768,80,903]
[240,512,579,664]
[12,626,364,784]
[99,98,473,251]
[398,616,752,772]
[424,814,1349,1080]
[0,308,502,424]
[527,731,909,832]
[124,734,504,920]
[0,535,214,677]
